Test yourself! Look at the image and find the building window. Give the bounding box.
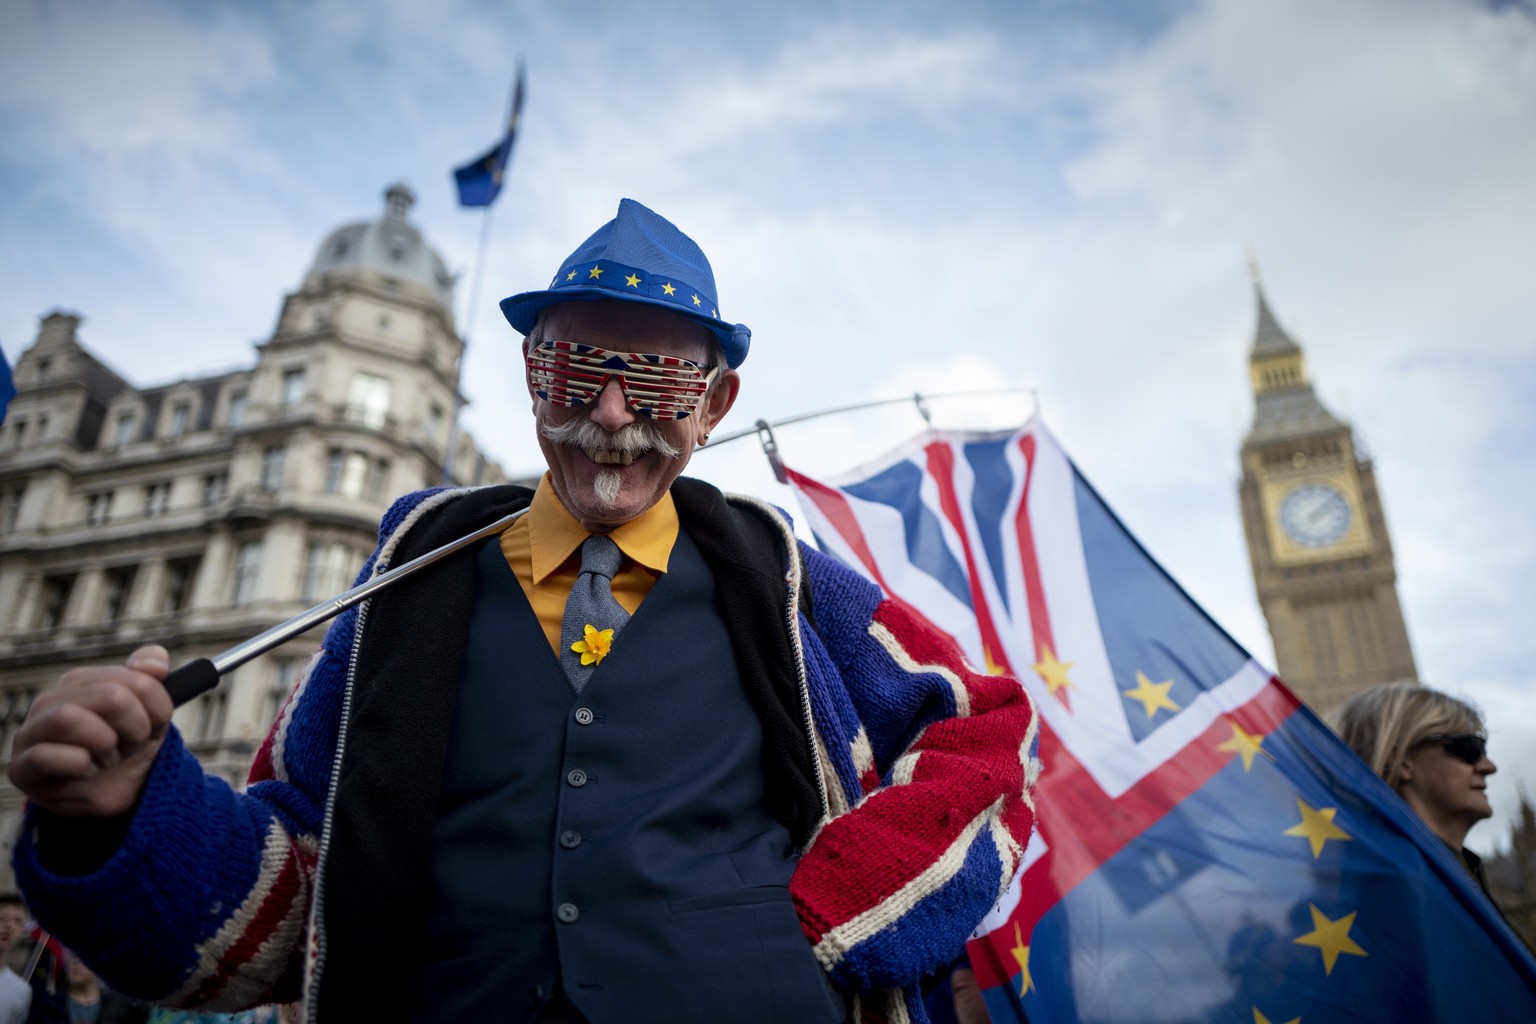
[112,411,137,446]
[35,358,51,379]
[280,368,306,407]
[40,575,75,630]
[426,402,445,444]
[9,419,26,448]
[2,488,22,533]
[231,542,263,606]
[167,402,191,439]
[35,414,49,442]
[162,557,199,614]
[327,449,386,500]
[227,390,247,428]
[1,689,38,758]
[143,481,172,517]
[323,449,342,493]
[86,491,113,525]
[303,541,357,602]
[202,473,227,506]
[345,372,392,429]
[367,458,390,501]
[192,690,228,742]
[260,446,285,491]
[101,566,137,621]
[261,657,304,730]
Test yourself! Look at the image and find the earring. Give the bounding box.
[701,433,710,444]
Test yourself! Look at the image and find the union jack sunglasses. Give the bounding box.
[526,339,719,421]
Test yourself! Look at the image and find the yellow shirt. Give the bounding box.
[499,474,678,653]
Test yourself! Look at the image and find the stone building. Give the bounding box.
[0,185,505,883]
[1237,269,1418,713]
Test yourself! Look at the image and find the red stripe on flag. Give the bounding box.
[785,468,892,590]
[924,441,1014,674]
[1010,433,1070,710]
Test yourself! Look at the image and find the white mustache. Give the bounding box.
[540,417,683,463]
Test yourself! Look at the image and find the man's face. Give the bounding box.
[0,905,25,954]
[530,301,739,532]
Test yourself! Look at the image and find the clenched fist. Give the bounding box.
[7,645,175,818]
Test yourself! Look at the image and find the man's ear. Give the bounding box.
[698,370,741,438]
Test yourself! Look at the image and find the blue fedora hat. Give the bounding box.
[499,199,751,368]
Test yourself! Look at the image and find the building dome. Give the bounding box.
[306,183,456,309]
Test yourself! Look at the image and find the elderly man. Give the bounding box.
[10,200,1037,1023]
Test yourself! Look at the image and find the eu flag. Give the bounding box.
[786,420,1536,1023]
[454,63,525,208]
[0,342,16,426]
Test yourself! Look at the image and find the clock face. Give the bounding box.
[1280,483,1352,547]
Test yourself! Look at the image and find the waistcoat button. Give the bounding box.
[556,903,580,924]
[574,707,594,725]
[560,830,582,849]
[567,768,588,787]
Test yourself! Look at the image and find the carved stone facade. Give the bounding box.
[1237,272,1418,713]
[0,186,506,885]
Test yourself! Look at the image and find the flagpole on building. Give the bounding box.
[440,202,496,486]
[441,60,526,487]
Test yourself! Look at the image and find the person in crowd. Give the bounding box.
[60,951,148,1024]
[8,199,1038,1023]
[0,896,29,1024]
[1333,681,1502,906]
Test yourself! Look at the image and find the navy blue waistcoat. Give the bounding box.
[411,532,842,1024]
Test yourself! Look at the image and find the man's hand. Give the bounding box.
[7,645,174,818]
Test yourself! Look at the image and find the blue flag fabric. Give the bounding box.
[454,64,525,208]
[785,420,1536,1023]
[0,343,16,426]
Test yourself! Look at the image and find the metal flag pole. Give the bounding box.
[439,201,497,487]
[162,508,528,706]
[699,387,1038,481]
[440,59,525,487]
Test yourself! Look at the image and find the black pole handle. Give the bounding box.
[164,658,221,707]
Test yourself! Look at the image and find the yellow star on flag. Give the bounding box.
[1010,922,1034,996]
[1293,904,1367,975]
[1122,671,1180,719]
[570,624,615,666]
[661,282,676,296]
[624,273,641,288]
[588,265,604,279]
[1252,1009,1300,1024]
[1216,721,1270,771]
[1283,799,1352,859]
[565,270,577,281]
[1032,644,1075,696]
[691,293,702,306]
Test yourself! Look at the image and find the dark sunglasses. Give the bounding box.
[1420,733,1487,765]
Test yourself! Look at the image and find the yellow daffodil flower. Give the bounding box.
[571,624,615,666]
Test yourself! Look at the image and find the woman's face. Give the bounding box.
[1397,730,1496,842]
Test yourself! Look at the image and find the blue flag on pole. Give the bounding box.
[453,62,526,208]
[0,342,16,426]
[786,420,1536,1023]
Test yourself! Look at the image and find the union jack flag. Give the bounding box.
[785,421,1536,1023]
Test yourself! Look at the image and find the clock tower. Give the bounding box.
[1237,269,1418,712]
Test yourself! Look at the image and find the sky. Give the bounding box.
[1,0,1532,848]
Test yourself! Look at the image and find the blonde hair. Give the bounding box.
[1332,682,1485,791]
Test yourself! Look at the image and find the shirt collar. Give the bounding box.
[527,474,679,583]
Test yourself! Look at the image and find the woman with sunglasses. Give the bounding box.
[1334,682,1503,910]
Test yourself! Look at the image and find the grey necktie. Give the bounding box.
[559,535,631,692]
